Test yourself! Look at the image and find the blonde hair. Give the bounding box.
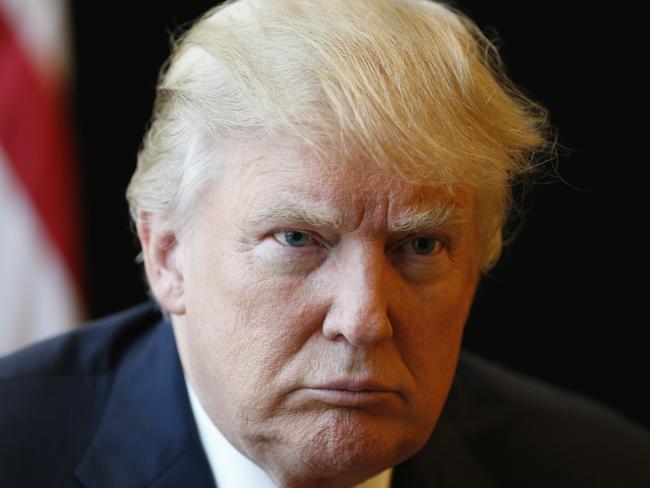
[127,0,551,271]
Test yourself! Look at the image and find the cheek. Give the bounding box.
[182,242,327,392]
[395,277,474,404]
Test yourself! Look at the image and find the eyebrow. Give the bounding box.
[245,201,468,234]
[388,203,469,233]
[244,205,347,229]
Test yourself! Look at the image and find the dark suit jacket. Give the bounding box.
[1,302,649,487]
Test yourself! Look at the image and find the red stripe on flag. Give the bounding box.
[0,10,82,287]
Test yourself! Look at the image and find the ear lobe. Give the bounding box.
[136,211,186,315]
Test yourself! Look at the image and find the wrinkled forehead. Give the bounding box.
[227,132,460,186]
[208,133,475,230]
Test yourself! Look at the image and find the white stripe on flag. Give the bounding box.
[1,0,70,74]
[0,139,80,356]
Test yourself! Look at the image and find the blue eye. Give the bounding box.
[410,237,442,255]
[277,231,312,247]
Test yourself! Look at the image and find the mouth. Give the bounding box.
[300,380,401,407]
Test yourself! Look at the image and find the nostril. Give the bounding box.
[322,306,393,347]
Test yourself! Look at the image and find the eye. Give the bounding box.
[409,236,444,255]
[274,230,314,247]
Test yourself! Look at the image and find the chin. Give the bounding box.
[283,408,428,481]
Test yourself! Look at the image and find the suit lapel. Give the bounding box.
[75,319,215,488]
[392,408,499,488]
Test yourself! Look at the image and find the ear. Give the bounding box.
[136,211,186,315]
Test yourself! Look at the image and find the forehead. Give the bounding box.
[214,136,474,227]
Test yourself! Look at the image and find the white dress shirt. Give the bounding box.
[187,382,392,488]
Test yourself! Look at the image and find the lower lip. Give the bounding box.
[301,388,397,407]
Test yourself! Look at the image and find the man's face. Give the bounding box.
[171,137,480,486]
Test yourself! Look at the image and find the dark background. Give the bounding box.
[69,0,648,429]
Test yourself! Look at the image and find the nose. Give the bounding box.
[321,244,394,348]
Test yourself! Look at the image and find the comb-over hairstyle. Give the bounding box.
[127,0,551,271]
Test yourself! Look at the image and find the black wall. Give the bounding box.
[70,1,649,428]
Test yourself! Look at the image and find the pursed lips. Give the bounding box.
[300,379,402,406]
[312,379,396,392]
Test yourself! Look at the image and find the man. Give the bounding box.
[1,0,649,486]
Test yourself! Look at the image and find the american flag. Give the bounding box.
[0,0,82,356]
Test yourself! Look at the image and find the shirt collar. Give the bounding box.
[186,381,392,488]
